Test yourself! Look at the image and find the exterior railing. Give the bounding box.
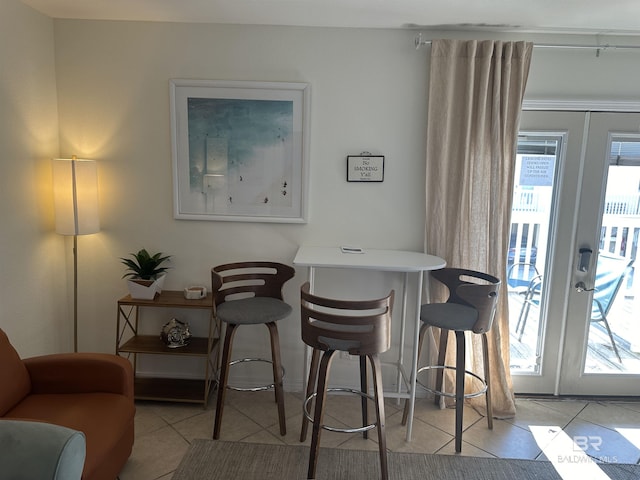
[510,213,639,293]
[604,195,640,216]
[514,189,640,216]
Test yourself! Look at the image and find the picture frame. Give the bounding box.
[170,79,310,223]
[347,155,385,182]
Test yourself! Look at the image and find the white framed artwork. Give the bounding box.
[170,79,310,223]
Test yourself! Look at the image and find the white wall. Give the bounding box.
[53,22,640,390]
[52,21,431,389]
[4,10,640,388]
[0,0,66,357]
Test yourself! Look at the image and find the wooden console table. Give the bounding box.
[116,290,219,406]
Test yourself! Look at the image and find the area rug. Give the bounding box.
[172,440,640,479]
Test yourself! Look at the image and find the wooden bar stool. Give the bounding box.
[299,282,394,480]
[402,268,500,453]
[211,261,295,440]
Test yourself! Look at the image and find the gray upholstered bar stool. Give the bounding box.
[403,268,500,453]
[299,282,394,480]
[212,261,295,440]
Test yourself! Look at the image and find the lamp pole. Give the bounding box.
[73,234,78,352]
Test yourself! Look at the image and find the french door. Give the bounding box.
[509,109,640,395]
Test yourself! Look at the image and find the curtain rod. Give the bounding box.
[414,33,640,52]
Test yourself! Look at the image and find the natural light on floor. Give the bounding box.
[529,425,612,479]
[616,427,640,450]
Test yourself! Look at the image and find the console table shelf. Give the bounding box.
[116,290,220,407]
[119,335,212,356]
[133,377,210,404]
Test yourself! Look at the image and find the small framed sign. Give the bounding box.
[347,155,384,182]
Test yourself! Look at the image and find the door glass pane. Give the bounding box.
[508,135,561,374]
[584,135,640,374]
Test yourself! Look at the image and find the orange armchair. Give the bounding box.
[0,329,135,480]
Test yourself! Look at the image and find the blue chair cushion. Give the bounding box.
[217,297,292,325]
[420,303,478,331]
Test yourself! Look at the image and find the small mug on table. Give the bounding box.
[184,286,207,300]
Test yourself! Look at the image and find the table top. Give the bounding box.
[293,246,446,272]
[118,290,213,308]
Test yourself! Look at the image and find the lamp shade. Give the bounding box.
[52,158,100,235]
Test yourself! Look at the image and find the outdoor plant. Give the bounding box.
[121,248,171,280]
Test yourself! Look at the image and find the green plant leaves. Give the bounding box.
[121,248,171,280]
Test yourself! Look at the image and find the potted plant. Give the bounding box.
[121,248,171,299]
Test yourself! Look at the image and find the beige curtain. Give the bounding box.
[424,39,533,417]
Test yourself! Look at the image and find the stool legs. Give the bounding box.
[300,348,320,442]
[304,350,388,480]
[369,354,388,480]
[402,326,493,453]
[482,333,493,430]
[453,331,493,452]
[213,322,287,440]
[401,324,444,425]
[434,327,449,406]
[266,321,287,436]
[454,330,465,453]
[213,323,238,440]
[359,356,369,440]
[308,350,335,479]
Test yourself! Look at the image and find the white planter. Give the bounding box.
[127,274,166,300]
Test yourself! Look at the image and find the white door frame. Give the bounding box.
[514,100,640,395]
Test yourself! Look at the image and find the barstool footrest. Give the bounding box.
[218,358,286,392]
[303,388,377,434]
[416,365,487,399]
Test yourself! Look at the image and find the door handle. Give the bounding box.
[578,247,593,273]
[575,247,595,293]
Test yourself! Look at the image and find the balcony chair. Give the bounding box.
[402,268,500,453]
[507,262,540,293]
[590,252,634,362]
[514,272,543,341]
[211,261,295,440]
[299,282,394,480]
[515,251,633,362]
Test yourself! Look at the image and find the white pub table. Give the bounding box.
[293,246,446,441]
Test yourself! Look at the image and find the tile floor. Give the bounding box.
[119,391,640,479]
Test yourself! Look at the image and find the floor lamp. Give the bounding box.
[53,157,100,352]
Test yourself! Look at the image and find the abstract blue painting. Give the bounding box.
[170,80,309,222]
